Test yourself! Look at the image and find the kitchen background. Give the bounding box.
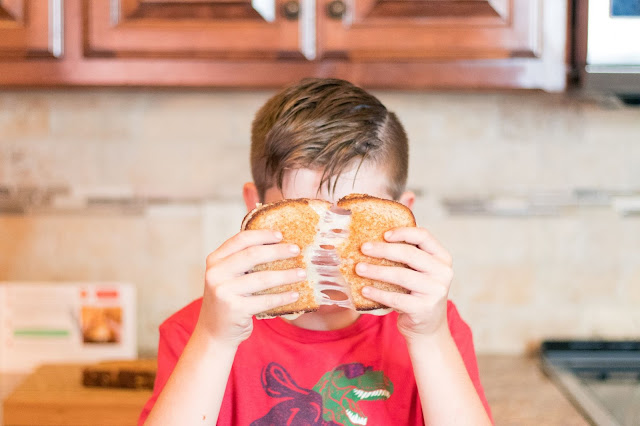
[1,88,638,355]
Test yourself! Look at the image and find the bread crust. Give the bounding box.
[240,194,416,318]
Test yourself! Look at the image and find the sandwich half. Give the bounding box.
[241,193,416,319]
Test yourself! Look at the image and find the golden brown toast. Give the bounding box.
[241,194,416,318]
[336,194,416,311]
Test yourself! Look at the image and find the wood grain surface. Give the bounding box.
[2,363,152,426]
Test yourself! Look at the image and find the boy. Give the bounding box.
[140,78,492,425]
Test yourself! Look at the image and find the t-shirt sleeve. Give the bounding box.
[447,301,493,423]
[137,319,192,426]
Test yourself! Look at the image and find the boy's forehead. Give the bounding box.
[264,164,392,203]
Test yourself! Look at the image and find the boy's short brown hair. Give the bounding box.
[251,78,408,201]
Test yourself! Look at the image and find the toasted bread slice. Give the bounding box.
[243,198,329,318]
[241,194,416,318]
[336,194,416,311]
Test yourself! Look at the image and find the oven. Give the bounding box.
[541,340,640,426]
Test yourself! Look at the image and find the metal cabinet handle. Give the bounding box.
[327,0,346,19]
[282,0,300,20]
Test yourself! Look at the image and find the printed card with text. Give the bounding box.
[0,282,136,373]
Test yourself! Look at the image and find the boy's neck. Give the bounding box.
[285,305,361,331]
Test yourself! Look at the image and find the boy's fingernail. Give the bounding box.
[356,263,367,273]
[291,292,299,300]
[384,231,393,239]
[297,268,307,278]
[361,242,373,252]
[274,231,283,240]
[289,244,300,254]
[362,287,371,295]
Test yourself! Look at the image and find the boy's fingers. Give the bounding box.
[231,268,306,295]
[384,227,453,266]
[360,286,418,314]
[207,230,283,265]
[241,291,300,317]
[361,241,447,276]
[206,243,300,283]
[355,263,447,294]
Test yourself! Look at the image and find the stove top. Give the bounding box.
[541,340,640,426]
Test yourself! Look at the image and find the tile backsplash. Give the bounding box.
[1,89,639,354]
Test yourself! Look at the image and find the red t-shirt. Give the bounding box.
[139,299,491,425]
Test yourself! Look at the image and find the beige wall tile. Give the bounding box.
[0,94,50,141]
[48,91,144,140]
[0,213,204,353]
[1,89,639,355]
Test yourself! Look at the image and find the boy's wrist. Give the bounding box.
[191,322,242,355]
[404,325,453,353]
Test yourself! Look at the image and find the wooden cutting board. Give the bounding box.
[3,362,153,426]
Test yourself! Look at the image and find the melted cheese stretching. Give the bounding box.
[305,204,354,309]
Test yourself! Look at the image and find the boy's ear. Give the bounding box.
[398,190,415,210]
[242,182,260,212]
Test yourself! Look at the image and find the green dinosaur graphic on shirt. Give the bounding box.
[312,363,394,426]
[252,363,394,426]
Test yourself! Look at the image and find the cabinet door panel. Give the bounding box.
[85,0,303,59]
[318,0,540,60]
[0,0,63,58]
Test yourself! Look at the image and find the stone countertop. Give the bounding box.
[2,355,588,426]
[478,354,588,425]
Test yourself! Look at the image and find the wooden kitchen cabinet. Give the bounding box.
[319,0,541,61]
[0,0,63,59]
[84,0,304,59]
[0,0,569,90]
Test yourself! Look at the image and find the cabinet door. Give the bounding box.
[0,0,63,58]
[85,0,306,59]
[318,0,541,60]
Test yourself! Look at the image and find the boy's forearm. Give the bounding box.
[407,330,492,426]
[144,326,237,426]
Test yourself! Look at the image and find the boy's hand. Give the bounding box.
[355,227,454,343]
[196,230,304,347]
